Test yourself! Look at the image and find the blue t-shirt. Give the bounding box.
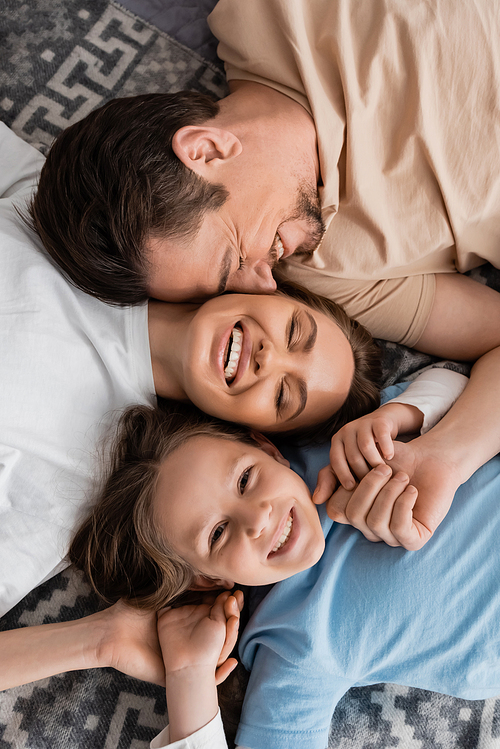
[237,386,500,749]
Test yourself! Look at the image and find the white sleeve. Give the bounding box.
[0,122,45,199]
[386,368,468,434]
[150,710,245,749]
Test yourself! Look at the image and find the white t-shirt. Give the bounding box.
[0,123,156,616]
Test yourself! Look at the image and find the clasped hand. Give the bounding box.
[313,409,462,550]
[158,590,244,685]
[100,590,244,688]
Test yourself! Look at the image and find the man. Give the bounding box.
[27,0,500,546]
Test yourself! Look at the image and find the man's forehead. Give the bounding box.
[146,231,235,302]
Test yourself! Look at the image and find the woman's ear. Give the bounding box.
[250,432,290,467]
[190,574,234,591]
[172,126,242,174]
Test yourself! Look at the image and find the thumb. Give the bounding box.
[313,465,338,505]
[215,657,238,686]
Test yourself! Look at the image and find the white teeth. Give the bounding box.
[224,327,243,380]
[272,514,293,553]
[275,233,284,260]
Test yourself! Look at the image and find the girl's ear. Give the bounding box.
[190,574,234,591]
[172,125,242,173]
[250,431,290,467]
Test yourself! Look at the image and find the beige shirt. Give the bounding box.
[209,0,500,344]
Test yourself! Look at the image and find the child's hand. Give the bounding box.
[158,590,243,686]
[327,403,419,491]
[314,462,424,548]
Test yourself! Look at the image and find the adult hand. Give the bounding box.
[94,599,165,686]
[385,435,462,548]
[314,434,462,550]
[315,462,423,548]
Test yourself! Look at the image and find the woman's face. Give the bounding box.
[181,293,355,432]
[153,435,325,587]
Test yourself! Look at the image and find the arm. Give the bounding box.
[411,272,500,474]
[318,274,500,549]
[0,600,165,692]
[155,591,244,747]
[392,273,500,546]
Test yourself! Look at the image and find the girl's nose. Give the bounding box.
[241,500,272,538]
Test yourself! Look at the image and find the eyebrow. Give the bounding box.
[193,509,215,558]
[287,377,308,421]
[303,311,318,351]
[283,311,318,422]
[217,246,234,295]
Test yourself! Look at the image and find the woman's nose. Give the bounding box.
[254,340,271,372]
[254,339,295,375]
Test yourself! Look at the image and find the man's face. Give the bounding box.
[147,180,324,303]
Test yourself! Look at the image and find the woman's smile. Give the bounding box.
[149,291,355,432]
[217,323,251,385]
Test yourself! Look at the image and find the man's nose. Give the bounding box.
[229,259,277,293]
[250,259,277,292]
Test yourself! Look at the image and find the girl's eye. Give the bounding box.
[211,523,226,547]
[239,466,252,493]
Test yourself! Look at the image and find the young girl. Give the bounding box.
[69,388,500,749]
[0,368,464,695]
[65,374,477,749]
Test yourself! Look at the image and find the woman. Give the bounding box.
[147,278,380,439]
[0,308,462,689]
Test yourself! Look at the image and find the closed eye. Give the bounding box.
[275,377,288,418]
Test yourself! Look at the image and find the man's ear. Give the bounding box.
[190,574,234,591]
[172,126,242,174]
[250,431,290,467]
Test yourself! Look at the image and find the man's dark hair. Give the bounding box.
[27,92,229,305]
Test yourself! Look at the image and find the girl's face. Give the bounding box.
[153,435,326,588]
[180,293,355,432]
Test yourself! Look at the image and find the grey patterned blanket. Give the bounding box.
[1,1,499,747]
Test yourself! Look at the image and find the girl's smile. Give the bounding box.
[153,434,326,588]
